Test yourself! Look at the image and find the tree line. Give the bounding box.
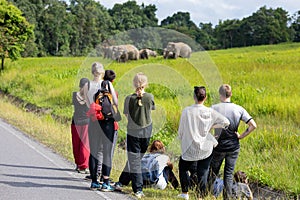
[3,0,300,58]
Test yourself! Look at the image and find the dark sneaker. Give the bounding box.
[101,183,114,192]
[85,174,100,180]
[134,191,145,198]
[99,175,104,183]
[114,182,123,191]
[100,176,114,184]
[90,182,101,191]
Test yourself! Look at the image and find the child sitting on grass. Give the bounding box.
[213,170,253,200]
[232,170,253,200]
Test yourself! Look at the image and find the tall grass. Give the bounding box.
[0,43,299,195]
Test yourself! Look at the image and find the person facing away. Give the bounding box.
[85,69,119,183]
[84,62,105,190]
[102,69,119,178]
[84,66,119,184]
[177,86,230,200]
[210,84,257,200]
[114,72,155,199]
[103,69,119,149]
[85,62,119,192]
[142,140,179,190]
[71,78,90,174]
[94,67,118,192]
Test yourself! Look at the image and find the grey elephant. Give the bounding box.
[163,42,192,59]
[103,45,117,60]
[139,49,157,59]
[114,44,139,62]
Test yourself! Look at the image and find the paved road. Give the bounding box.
[0,119,134,200]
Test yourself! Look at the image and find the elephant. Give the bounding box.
[114,44,139,62]
[103,45,116,60]
[149,49,157,57]
[163,42,192,59]
[139,49,157,59]
[163,48,175,59]
[114,46,128,62]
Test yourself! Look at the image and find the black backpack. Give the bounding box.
[94,80,114,119]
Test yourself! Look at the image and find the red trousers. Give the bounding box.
[71,124,90,170]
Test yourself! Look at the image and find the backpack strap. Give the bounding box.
[101,80,111,93]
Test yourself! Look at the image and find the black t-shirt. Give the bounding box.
[72,92,89,125]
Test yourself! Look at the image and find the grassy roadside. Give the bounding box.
[0,95,73,161]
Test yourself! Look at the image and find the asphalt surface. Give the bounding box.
[0,119,134,200]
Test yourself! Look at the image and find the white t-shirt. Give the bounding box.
[86,80,102,106]
[154,154,169,190]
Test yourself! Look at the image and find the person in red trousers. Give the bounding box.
[71,78,90,174]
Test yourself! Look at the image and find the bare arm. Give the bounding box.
[237,119,257,139]
[83,82,91,108]
[109,82,118,106]
[167,160,173,170]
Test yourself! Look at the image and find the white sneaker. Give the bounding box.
[177,193,189,200]
[114,182,123,191]
[134,191,145,199]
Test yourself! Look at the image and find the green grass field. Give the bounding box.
[0,42,299,198]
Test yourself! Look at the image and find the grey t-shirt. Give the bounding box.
[212,102,252,152]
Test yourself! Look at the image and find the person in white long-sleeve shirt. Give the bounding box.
[177,86,230,200]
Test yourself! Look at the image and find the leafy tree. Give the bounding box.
[291,11,300,42]
[39,1,72,56]
[69,0,115,56]
[141,3,158,27]
[8,0,50,56]
[109,1,158,32]
[4,1,297,56]
[242,6,291,45]
[197,22,217,50]
[8,0,39,25]
[215,19,241,48]
[0,0,34,70]
[160,12,200,43]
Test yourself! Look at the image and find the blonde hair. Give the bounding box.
[219,84,232,98]
[133,72,148,89]
[91,62,105,77]
[133,72,148,106]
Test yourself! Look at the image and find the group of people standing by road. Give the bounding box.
[71,61,256,199]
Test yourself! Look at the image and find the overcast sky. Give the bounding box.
[97,0,299,26]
